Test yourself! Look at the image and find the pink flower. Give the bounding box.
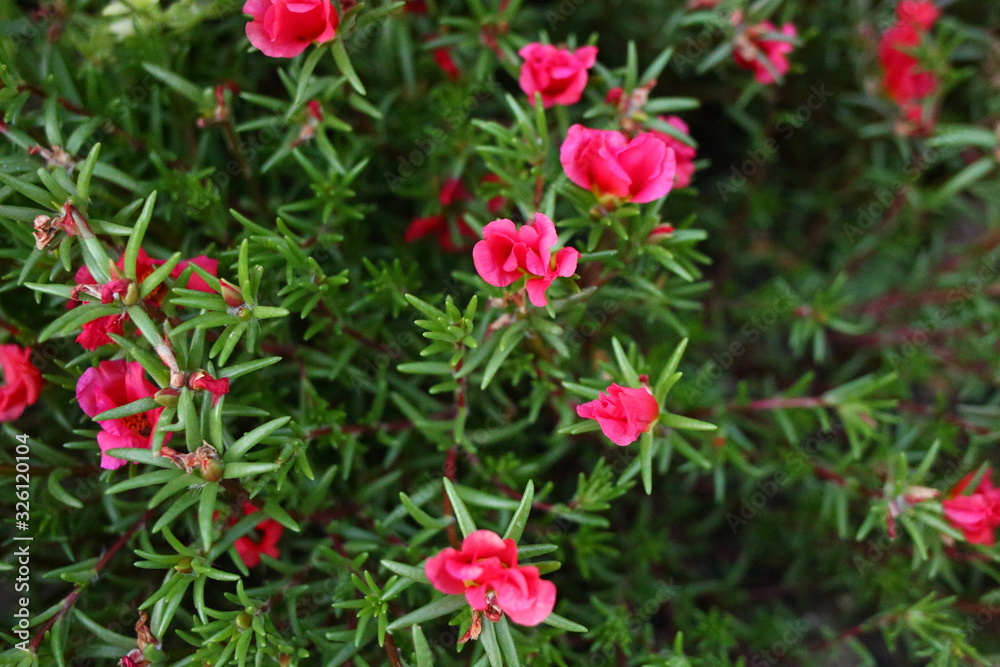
[732,21,797,85]
[560,125,676,204]
[942,469,1000,545]
[243,0,338,59]
[878,1,939,110]
[222,502,284,567]
[576,383,659,446]
[0,345,43,422]
[518,43,598,108]
[648,116,697,189]
[76,360,168,470]
[425,529,556,626]
[472,213,579,307]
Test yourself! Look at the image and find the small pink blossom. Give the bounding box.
[648,116,697,188]
[0,345,43,422]
[425,529,556,626]
[472,213,579,307]
[732,21,797,85]
[560,125,676,204]
[518,43,598,108]
[576,383,659,446]
[76,360,168,470]
[943,469,1000,545]
[243,0,338,59]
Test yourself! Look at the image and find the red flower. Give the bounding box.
[732,21,797,85]
[472,213,579,307]
[518,43,598,108]
[188,370,230,406]
[576,383,659,446]
[243,0,338,59]
[70,250,218,350]
[648,116,697,189]
[0,345,43,422]
[405,178,478,252]
[942,469,1000,545]
[425,530,556,626]
[76,360,168,470]
[878,0,939,110]
[225,502,284,567]
[560,125,676,204]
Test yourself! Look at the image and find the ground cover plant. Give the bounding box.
[2,0,1000,664]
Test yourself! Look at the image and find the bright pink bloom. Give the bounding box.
[732,22,797,85]
[518,43,598,108]
[560,125,676,204]
[0,345,43,422]
[472,213,579,307]
[243,0,338,59]
[226,502,284,567]
[878,1,939,109]
[648,116,697,189]
[942,469,1000,545]
[425,529,556,626]
[76,360,167,470]
[576,383,659,446]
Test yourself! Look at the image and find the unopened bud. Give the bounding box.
[202,460,224,483]
[236,613,254,630]
[220,279,244,308]
[122,282,140,306]
[174,557,193,573]
[154,388,180,408]
[648,224,675,242]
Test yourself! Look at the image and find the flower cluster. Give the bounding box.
[425,530,556,627]
[878,0,939,133]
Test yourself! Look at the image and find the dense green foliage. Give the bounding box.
[2,0,1000,665]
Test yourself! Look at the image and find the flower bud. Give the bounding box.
[236,612,254,630]
[220,279,244,308]
[153,388,180,408]
[202,460,224,483]
[174,557,193,573]
[648,224,675,243]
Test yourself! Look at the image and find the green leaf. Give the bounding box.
[502,480,534,543]
[198,482,218,550]
[380,559,429,583]
[495,616,521,667]
[442,477,476,537]
[386,594,467,631]
[332,38,366,95]
[480,619,504,667]
[659,413,717,431]
[412,625,434,667]
[612,337,640,387]
[224,416,291,462]
[123,191,157,282]
[542,612,588,633]
[93,397,160,422]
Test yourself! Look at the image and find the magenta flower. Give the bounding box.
[243,0,339,59]
[576,383,659,446]
[943,469,1000,545]
[425,529,556,626]
[472,213,579,307]
[0,345,43,422]
[560,125,676,204]
[76,360,168,469]
[732,21,797,85]
[518,43,598,108]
